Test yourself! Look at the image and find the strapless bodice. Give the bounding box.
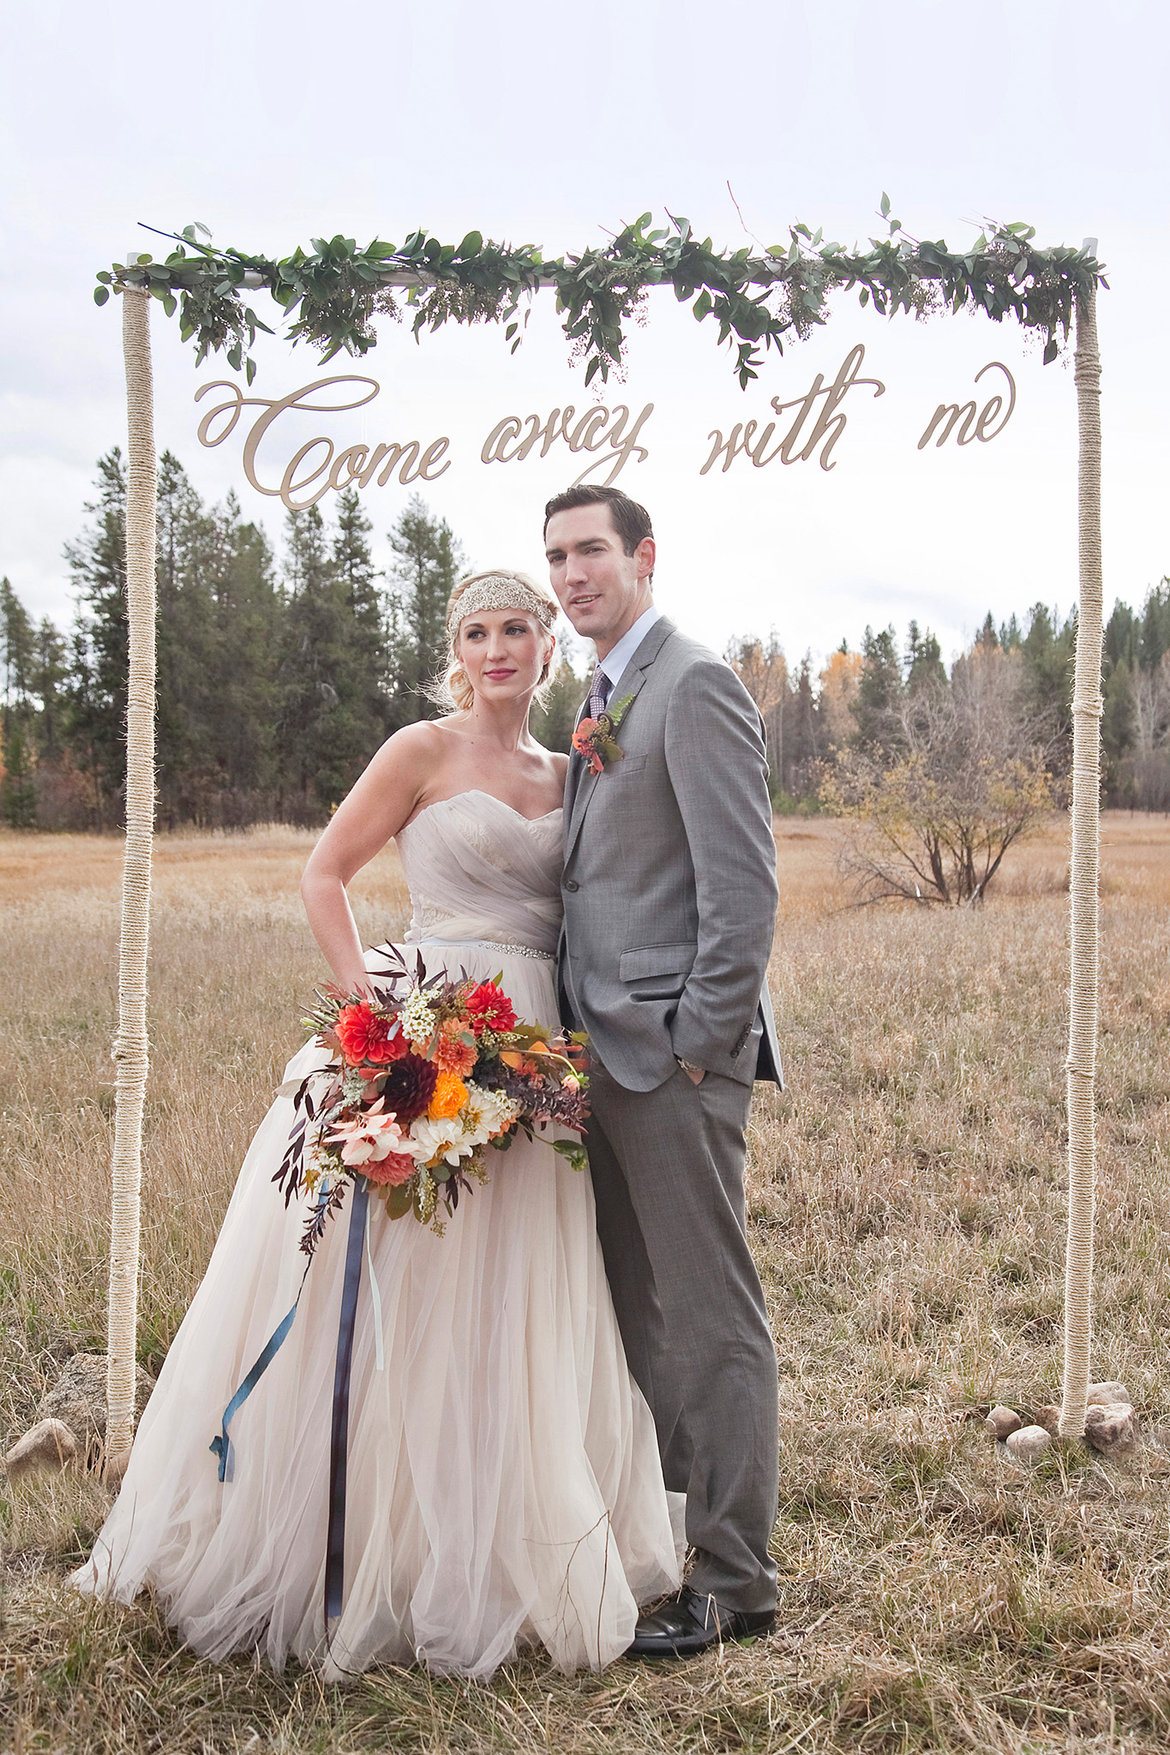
[394,790,563,954]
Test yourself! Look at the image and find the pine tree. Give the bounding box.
[64,449,128,826]
[786,654,821,796]
[1,577,35,712]
[1101,658,1136,801]
[1019,602,1077,748]
[0,578,38,827]
[976,613,999,652]
[531,656,584,754]
[205,492,283,817]
[905,622,947,694]
[386,495,464,726]
[154,452,221,826]
[1104,600,1139,674]
[0,720,36,827]
[277,504,391,815]
[332,486,391,748]
[32,617,68,760]
[1138,581,1170,671]
[851,624,904,753]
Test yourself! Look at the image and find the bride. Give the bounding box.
[74,567,680,1679]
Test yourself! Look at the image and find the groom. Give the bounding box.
[545,484,782,1657]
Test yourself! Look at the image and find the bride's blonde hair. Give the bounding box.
[431,568,559,713]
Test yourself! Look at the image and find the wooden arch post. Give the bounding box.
[1059,268,1104,1440]
[105,286,157,1471]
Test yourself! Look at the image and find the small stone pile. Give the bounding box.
[3,1352,153,1480]
[986,1380,1138,1464]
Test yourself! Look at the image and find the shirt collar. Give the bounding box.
[597,604,662,688]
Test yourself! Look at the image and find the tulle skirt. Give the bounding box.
[73,940,680,1679]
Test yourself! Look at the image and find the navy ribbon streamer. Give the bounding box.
[324,1175,369,1622]
[209,1184,330,1483]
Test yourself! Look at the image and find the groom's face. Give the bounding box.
[544,503,655,660]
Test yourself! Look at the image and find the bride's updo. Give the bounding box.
[434,568,559,713]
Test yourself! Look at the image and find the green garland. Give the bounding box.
[95,204,1106,390]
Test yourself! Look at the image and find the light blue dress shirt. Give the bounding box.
[596,604,663,692]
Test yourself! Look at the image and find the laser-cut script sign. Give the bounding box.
[194,347,1016,512]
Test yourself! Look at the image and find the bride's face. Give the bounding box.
[457,609,554,707]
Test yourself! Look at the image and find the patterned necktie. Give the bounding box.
[586,666,612,723]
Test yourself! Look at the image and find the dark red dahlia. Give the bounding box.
[379,1053,439,1124]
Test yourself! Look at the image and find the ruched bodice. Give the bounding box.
[397,790,563,954]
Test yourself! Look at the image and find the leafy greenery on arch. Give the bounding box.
[96,205,1105,391]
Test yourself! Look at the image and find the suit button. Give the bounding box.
[564,879,580,892]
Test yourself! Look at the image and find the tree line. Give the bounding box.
[2,447,1168,831]
[0,451,580,830]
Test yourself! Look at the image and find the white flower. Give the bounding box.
[462,1084,520,1144]
[400,991,436,1047]
[408,1115,475,1169]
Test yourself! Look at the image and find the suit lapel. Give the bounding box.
[562,691,591,842]
[564,617,675,864]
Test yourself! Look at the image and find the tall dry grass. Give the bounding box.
[3,813,1170,1752]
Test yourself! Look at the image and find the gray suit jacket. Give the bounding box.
[560,616,782,1093]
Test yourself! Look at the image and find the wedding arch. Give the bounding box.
[97,211,1106,1467]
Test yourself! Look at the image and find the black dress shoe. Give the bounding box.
[625,1586,776,1658]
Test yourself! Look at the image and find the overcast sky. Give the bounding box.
[3,0,1168,673]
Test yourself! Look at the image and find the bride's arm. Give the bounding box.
[300,724,440,994]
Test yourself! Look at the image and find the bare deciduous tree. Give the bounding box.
[822,645,1057,906]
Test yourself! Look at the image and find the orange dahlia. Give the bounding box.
[434,1020,477,1077]
[428,1070,468,1120]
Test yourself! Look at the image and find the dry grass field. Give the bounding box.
[2,812,1170,1753]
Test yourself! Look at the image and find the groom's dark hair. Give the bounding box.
[543,485,653,556]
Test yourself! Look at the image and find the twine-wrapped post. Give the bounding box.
[1059,274,1103,1440]
[105,287,157,1471]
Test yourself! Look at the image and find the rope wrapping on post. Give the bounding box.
[1059,284,1103,1441]
[106,287,157,1470]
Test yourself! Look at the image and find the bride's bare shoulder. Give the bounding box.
[370,718,460,768]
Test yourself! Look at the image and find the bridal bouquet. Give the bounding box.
[274,948,589,1246]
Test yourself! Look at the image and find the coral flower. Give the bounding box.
[571,719,605,776]
[363,1150,416,1187]
[429,1071,468,1120]
[334,1003,407,1067]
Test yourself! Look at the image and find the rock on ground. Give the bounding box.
[1005,1424,1053,1464]
[35,1351,153,1448]
[4,1418,78,1480]
[985,1405,1023,1440]
[1083,1402,1138,1457]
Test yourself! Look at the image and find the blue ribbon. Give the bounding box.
[209,1173,373,1632]
[210,1181,330,1483]
[324,1175,369,1622]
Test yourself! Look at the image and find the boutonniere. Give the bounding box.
[572,695,634,776]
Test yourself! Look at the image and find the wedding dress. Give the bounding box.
[73,791,680,1678]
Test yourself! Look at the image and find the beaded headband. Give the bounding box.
[447,574,557,637]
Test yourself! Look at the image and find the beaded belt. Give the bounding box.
[408,937,554,962]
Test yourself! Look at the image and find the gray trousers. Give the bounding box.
[586,1060,779,1613]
